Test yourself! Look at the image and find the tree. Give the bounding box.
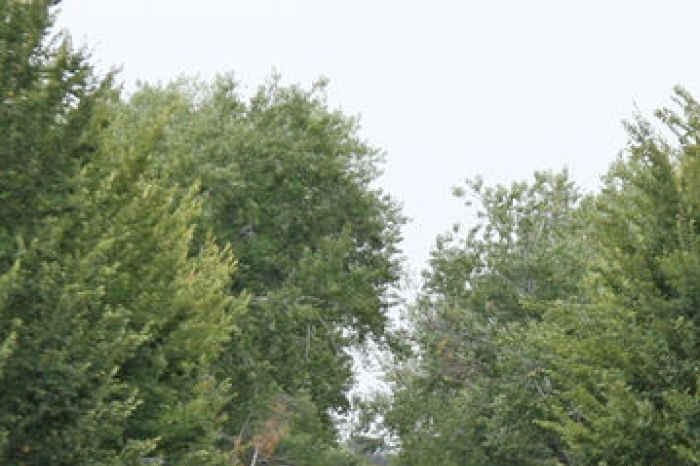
[388,87,700,466]
[0,3,246,464]
[385,171,586,466]
[0,91,246,466]
[529,87,700,465]
[0,0,102,261]
[0,2,134,462]
[95,75,403,464]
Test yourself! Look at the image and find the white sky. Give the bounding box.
[57,0,700,289]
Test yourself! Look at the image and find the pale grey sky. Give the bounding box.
[57,0,700,286]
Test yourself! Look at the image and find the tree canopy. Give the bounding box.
[2,1,700,465]
[0,2,401,465]
[383,89,700,465]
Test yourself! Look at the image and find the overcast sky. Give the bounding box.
[57,0,700,289]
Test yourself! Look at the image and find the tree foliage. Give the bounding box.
[99,74,404,464]
[5,2,700,465]
[385,87,700,465]
[1,2,401,465]
[385,170,586,466]
[0,3,246,464]
[526,88,700,465]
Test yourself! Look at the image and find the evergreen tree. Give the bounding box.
[0,3,246,464]
[0,0,102,259]
[530,87,700,465]
[0,2,132,462]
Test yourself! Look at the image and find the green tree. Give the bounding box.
[389,88,700,466]
[0,1,133,462]
[0,3,246,464]
[75,120,246,464]
[386,171,586,466]
[530,87,700,465]
[0,0,102,260]
[96,75,403,464]
[0,99,246,466]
